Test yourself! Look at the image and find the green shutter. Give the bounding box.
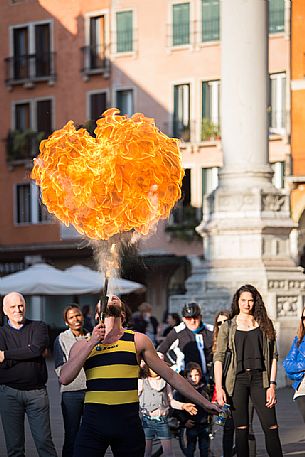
[173,84,190,141]
[116,11,133,52]
[202,0,219,42]
[269,0,284,34]
[173,3,190,46]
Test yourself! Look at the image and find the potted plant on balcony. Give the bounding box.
[7,129,45,162]
[201,117,221,141]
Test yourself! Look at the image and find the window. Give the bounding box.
[271,162,285,189]
[15,103,30,130]
[202,167,218,198]
[9,99,53,160]
[89,15,106,69]
[116,89,134,116]
[173,83,190,141]
[9,22,53,82]
[201,0,220,42]
[202,167,218,216]
[14,99,52,136]
[170,169,202,227]
[269,0,284,34]
[89,92,107,122]
[269,73,286,134]
[36,99,52,137]
[16,183,50,224]
[13,27,28,79]
[172,3,190,46]
[202,80,220,140]
[116,11,133,52]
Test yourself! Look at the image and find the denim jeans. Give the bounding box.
[185,423,210,457]
[141,415,172,440]
[231,371,282,457]
[0,385,57,457]
[61,390,85,457]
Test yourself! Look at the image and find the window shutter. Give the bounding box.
[36,100,52,137]
[269,0,284,34]
[173,3,190,46]
[90,93,107,121]
[116,11,133,52]
[202,0,219,42]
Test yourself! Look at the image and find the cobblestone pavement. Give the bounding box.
[0,358,304,456]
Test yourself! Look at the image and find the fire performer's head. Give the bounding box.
[95,295,129,325]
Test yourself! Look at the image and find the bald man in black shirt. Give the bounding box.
[0,292,57,457]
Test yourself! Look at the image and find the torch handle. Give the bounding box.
[99,277,109,323]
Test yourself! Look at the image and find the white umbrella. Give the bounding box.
[0,263,99,295]
[65,265,145,295]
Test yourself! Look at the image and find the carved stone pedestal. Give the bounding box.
[169,184,305,386]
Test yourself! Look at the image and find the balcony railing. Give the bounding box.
[6,130,45,162]
[166,204,202,241]
[81,45,110,76]
[5,52,56,85]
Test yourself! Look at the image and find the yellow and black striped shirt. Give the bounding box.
[84,330,139,406]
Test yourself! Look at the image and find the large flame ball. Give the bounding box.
[31,109,184,240]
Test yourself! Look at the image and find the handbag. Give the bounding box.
[222,320,232,380]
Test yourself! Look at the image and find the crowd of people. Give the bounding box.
[0,285,304,457]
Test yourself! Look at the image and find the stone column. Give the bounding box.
[169,0,305,386]
[221,0,271,186]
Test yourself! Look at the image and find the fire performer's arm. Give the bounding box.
[135,332,221,415]
[59,323,105,385]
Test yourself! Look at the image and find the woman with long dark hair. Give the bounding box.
[283,306,305,422]
[213,284,283,457]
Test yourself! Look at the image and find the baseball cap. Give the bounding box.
[182,302,202,318]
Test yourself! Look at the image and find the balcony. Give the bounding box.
[6,130,45,163]
[165,204,202,241]
[81,45,110,78]
[5,52,56,86]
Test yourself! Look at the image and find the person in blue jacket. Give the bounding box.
[283,307,305,422]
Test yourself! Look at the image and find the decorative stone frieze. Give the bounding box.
[276,296,298,317]
[262,193,287,212]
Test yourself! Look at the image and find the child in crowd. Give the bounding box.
[138,353,197,457]
[175,362,211,457]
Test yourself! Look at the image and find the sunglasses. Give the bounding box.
[216,319,228,327]
[184,315,200,320]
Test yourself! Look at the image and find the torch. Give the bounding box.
[98,276,109,323]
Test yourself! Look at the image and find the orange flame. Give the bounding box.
[31,108,184,240]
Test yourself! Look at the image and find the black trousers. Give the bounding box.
[231,371,283,457]
[74,404,145,457]
[223,400,256,457]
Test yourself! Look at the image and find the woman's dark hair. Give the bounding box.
[212,309,231,353]
[231,284,276,341]
[63,304,81,323]
[169,313,181,326]
[297,307,305,347]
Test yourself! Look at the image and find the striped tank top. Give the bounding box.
[84,330,139,406]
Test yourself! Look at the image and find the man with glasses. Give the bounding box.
[158,303,213,379]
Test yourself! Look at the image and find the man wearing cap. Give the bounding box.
[158,303,213,377]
